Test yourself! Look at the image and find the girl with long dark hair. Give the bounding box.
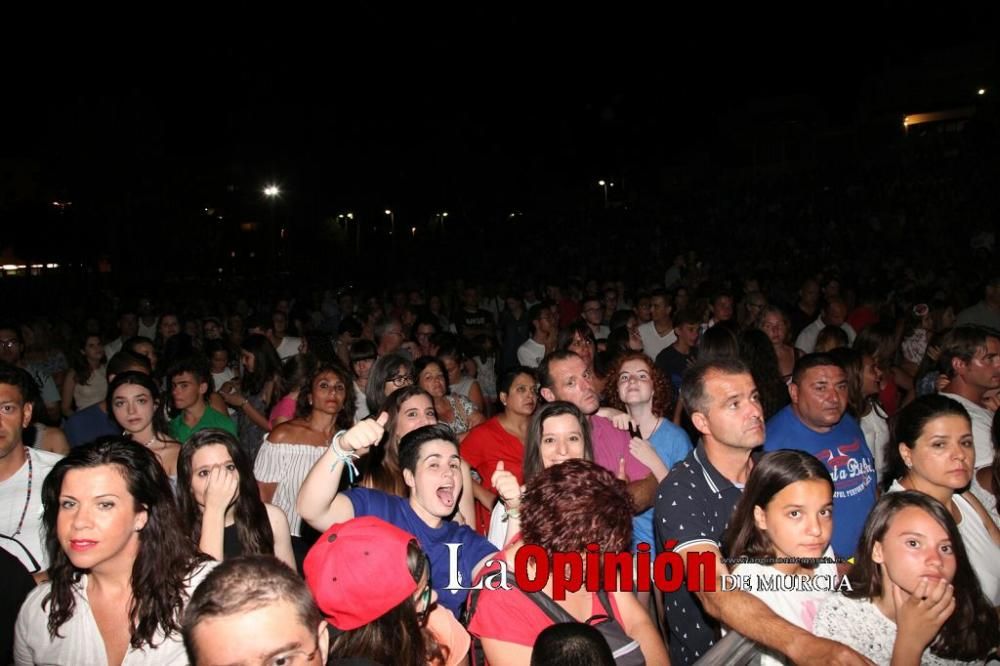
[108,370,181,478]
[722,451,837,665]
[814,491,999,664]
[176,429,295,569]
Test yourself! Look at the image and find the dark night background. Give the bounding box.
[1,8,997,298]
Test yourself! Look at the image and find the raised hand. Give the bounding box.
[492,460,523,508]
[203,464,239,516]
[338,412,389,454]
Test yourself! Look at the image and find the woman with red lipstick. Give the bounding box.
[14,438,214,665]
[883,394,1000,606]
[108,371,180,479]
[253,362,355,567]
[815,492,998,664]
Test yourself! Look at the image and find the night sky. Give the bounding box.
[1,9,995,276]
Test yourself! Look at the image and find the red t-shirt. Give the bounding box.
[461,417,525,534]
[468,582,627,648]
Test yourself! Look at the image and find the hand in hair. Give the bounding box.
[890,578,955,663]
[338,412,389,454]
[203,465,240,517]
[492,461,523,511]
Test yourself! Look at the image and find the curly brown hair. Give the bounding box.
[521,459,633,554]
[601,351,673,418]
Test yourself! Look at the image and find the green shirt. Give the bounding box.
[169,405,237,443]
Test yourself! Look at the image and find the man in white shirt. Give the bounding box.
[638,289,676,361]
[0,363,62,574]
[517,303,555,368]
[795,298,857,354]
[939,326,1000,469]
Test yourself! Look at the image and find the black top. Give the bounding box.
[653,441,744,665]
[223,522,246,559]
[0,547,36,665]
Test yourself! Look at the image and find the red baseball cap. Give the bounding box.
[303,516,420,630]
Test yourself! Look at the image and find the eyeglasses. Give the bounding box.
[0,340,18,350]
[387,373,414,388]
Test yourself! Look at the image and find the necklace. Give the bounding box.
[2,448,32,538]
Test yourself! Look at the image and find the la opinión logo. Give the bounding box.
[445,540,716,600]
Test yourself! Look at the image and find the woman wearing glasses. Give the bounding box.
[14,438,214,665]
[253,362,355,566]
[364,352,415,415]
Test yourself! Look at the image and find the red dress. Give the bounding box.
[461,417,525,534]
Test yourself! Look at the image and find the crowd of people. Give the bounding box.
[0,258,997,664]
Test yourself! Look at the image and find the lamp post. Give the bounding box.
[263,185,281,270]
[597,180,613,208]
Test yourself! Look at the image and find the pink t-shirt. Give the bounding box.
[268,395,297,428]
[589,415,652,482]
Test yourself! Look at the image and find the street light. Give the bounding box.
[385,209,395,235]
[978,88,986,96]
[597,180,613,208]
[263,185,280,197]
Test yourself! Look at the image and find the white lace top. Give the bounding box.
[253,435,327,536]
[814,595,980,665]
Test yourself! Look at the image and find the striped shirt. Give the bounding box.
[253,435,327,536]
